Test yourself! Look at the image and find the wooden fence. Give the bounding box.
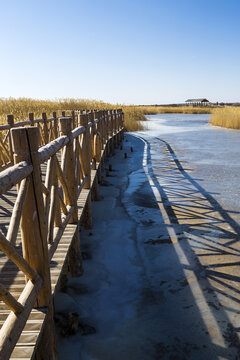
[0,109,124,359]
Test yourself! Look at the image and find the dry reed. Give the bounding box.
[210,107,240,129]
[0,98,214,132]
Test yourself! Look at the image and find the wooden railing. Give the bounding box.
[0,109,124,359]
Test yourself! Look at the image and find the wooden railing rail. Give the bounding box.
[0,109,124,172]
[0,109,124,359]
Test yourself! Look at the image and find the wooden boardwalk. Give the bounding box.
[0,110,124,359]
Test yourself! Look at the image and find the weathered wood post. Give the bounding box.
[59,117,83,276]
[105,111,110,157]
[42,113,49,144]
[115,110,120,145]
[79,114,92,229]
[113,109,118,148]
[91,111,100,201]
[102,110,106,148]
[117,109,122,144]
[120,109,124,140]
[52,111,58,139]
[11,126,57,359]
[71,110,76,129]
[59,117,78,222]
[6,115,14,163]
[89,111,96,171]
[97,111,105,178]
[28,112,34,126]
[80,114,91,189]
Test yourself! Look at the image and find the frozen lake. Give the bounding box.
[140,113,240,212]
[55,114,240,360]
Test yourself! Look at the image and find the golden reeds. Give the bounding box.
[210,107,240,129]
[0,98,113,124]
[0,98,216,132]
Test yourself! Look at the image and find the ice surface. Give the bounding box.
[55,114,240,360]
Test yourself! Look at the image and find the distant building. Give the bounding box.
[185,98,210,106]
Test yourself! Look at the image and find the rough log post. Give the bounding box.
[91,175,99,201]
[71,110,76,129]
[93,112,101,196]
[59,117,78,222]
[42,113,49,144]
[98,110,104,149]
[117,110,121,145]
[80,114,91,189]
[6,115,14,161]
[122,110,125,140]
[79,114,92,229]
[118,110,122,144]
[59,117,82,276]
[28,112,34,126]
[91,110,99,201]
[113,109,118,148]
[104,109,108,145]
[94,111,102,163]
[11,126,57,359]
[106,111,110,157]
[109,110,115,155]
[53,111,58,139]
[115,110,119,145]
[102,110,106,148]
[98,111,105,177]
[89,112,96,170]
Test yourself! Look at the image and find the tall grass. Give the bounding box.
[0,98,113,124]
[0,98,148,131]
[135,106,211,115]
[123,105,212,131]
[0,98,213,132]
[122,106,146,131]
[210,107,240,129]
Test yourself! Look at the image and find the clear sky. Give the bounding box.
[1,0,240,104]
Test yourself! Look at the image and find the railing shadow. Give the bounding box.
[131,134,240,359]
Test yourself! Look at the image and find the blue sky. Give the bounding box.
[0,0,240,104]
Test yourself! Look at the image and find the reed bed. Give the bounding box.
[123,105,212,131]
[210,107,240,129]
[135,106,211,115]
[0,98,113,123]
[0,98,213,132]
[0,98,147,132]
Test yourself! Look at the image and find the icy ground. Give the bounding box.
[55,114,240,360]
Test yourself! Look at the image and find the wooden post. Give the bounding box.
[71,110,76,129]
[110,110,115,155]
[42,112,49,144]
[11,126,57,358]
[120,110,124,141]
[59,117,78,223]
[59,117,82,277]
[6,115,14,162]
[11,127,50,305]
[91,176,99,201]
[28,112,34,126]
[106,111,110,156]
[113,110,118,148]
[89,112,96,170]
[52,112,58,139]
[94,111,102,163]
[80,114,91,189]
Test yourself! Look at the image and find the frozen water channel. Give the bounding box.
[55,114,240,359]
